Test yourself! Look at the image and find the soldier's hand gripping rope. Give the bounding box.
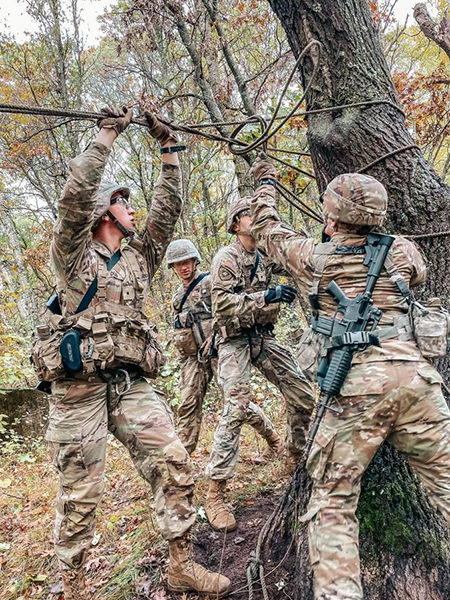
[303,232,395,459]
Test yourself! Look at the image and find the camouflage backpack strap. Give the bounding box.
[128,235,145,254]
[96,254,108,303]
[383,251,411,302]
[309,241,339,314]
[121,246,145,309]
[94,249,122,304]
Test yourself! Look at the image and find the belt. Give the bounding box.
[70,365,141,385]
[312,314,414,348]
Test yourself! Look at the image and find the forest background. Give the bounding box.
[0,0,449,599]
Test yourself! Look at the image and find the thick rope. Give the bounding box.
[2,47,447,237]
[406,230,450,240]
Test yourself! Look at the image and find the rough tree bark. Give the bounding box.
[259,1,450,599]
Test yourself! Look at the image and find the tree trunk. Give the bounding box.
[260,1,450,598]
[0,389,48,438]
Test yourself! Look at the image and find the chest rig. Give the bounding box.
[309,240,414,344]
[31,241,163,385]
[173,273,213,357]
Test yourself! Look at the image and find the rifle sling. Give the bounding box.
[179,273,208,314]
[250,251,260,284]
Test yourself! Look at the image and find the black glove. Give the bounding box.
[264,285,297,305]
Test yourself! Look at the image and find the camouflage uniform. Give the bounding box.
[172,269,218,453]
[250,173,450,600]
[47,142,195,572]
[205,238,315,481]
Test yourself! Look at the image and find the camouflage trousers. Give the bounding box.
[177,355,219,454]
[46,375,195,572]
[302,360,450,600]
[206,331,315,480]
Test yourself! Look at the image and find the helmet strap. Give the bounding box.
[106,210,133,238]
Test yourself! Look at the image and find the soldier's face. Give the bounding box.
[109,193,136,231]
[173,258,196,282]
[233,214,253,235]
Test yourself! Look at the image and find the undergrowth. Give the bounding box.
[0,375,288,600]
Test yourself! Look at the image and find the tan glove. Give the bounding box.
[251,151,277,183]
[144,110,179,145]
[97,106,133,135]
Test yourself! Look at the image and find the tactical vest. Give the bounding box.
[172,273,214,356]
[31,242,163,383]
[307,240,449,359]
[214,244,279,339]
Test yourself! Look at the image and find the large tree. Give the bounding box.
[257,1,450,599]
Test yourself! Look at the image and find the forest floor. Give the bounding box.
[0,399,295,600]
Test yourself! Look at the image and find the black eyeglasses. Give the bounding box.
[110,196,131,210]
[235,209,250,220]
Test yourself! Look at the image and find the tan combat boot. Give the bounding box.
[253,431,285,465]
[168,534,231,597]
[205,479,237,532]
[61,569,87,600]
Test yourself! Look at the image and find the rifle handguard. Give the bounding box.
[320,347,353,396]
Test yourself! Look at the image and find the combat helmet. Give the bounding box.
[226,196,252,234]
[322,173,387,228]
[167,239,201,267]
[92,181,131,230]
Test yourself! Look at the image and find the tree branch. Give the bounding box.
[414,3,450,60]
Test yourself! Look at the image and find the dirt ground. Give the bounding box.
[193,492,295,600]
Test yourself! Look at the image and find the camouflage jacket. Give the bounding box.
[211,239,280,336]
[250,183,426,363]
[50,141,182,316]
[171,269,214,354]
[172,269,213,324]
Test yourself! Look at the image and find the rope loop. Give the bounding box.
[228,40,322,158]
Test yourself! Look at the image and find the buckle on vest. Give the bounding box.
[330,331,380,348]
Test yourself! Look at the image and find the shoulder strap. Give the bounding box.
[179,273,209,313]
[75,249,121,314]
[250,250,260,284]
[310,242,337,300]
[384,251,411,302]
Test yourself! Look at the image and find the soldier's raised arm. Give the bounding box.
[249,153,315,280]
[139,112,183,279]
[51,107,132,278]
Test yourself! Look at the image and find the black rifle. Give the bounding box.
[303,233,395,459]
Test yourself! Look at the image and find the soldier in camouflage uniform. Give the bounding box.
[39,107,230,599]
[168,239,283,457]
[249,153,450,600]
[204,197,315,532]
[168,239,217,454]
